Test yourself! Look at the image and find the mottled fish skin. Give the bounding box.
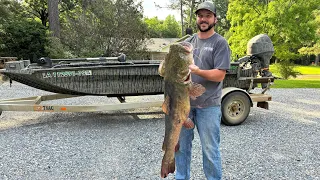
[159,42,205,178]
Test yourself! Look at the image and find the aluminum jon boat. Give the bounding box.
[0,55,165,97]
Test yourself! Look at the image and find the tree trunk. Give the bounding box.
[189,0,195,28]
[48,0,60,38]
[180,0,184,36]
[315,54,320,66]
[40,9,48,27]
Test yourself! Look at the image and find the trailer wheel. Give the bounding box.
[221,91,251,126]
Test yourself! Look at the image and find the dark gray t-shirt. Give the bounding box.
[186,33,231,108]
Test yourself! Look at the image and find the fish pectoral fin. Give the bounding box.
[189,83,206,100]
[183,118,194,129]
[162,95,170,115]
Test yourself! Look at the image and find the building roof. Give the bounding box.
[146,38,179,52]
[146,35,192,52]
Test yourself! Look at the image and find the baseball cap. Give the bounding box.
[195,1,217,15]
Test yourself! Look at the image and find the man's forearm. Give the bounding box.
[193,69,226,82]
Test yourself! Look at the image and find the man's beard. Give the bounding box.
[197,22,215,32]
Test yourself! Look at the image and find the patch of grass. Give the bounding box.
[269,65,320,75]
[271,79,320,88]
[295,66,320,75]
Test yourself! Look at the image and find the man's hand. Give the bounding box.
[189,64,200,74]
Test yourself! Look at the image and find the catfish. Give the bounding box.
[158,42,205,178]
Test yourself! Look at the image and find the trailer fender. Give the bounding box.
[222,87,253,107]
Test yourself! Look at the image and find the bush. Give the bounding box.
[0,19,48,61]
[45,36,74,59]
[274,61,299,79]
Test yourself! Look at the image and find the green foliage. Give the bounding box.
[144,17,164,37]
[163,15,181,38]
[144,15,181,38]
[0,19,48,60]
[298,10,320,56]
[0,0,23,20]
[212,0,230,36]
[273,61,299,79]
[45,36,74,59]
[0,1,49,60]
[23,0,79,27]
[60,0,149,58]
[227,0,319,61]
[23,0,48,26]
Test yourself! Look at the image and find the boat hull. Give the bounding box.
[1,64,164,96]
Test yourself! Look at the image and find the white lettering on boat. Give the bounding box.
[42,70,92,78]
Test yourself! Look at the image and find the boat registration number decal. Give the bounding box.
[42,70,92,78]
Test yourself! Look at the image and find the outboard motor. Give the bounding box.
[247,34,274,69]
[237,34,275,88]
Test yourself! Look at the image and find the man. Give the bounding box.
[175,1,231,180]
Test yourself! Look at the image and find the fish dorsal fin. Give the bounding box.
[189,83,206,100]
[162,95,170,115]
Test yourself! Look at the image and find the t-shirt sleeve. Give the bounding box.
[213,39,231,70]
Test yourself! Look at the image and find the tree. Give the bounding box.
[48,0,60,38]
[24,0,48,26]
[163,15,182,38]
[227,0,319,61]
[144,17,164,38]
[298,10,320,66]
[0,19,48,60]
[144,15,181,38]
[155,0,192,36]
[61,0,149,58]
[23,0,78,27]
[0,0,23,22]
[213,0,230,36]
[0,0,48,60]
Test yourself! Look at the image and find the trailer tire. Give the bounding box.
[221,91,251,126]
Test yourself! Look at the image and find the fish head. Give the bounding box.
[165,42,194,84]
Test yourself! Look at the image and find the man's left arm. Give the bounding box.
[189,65,226,82]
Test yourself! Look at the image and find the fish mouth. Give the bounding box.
[183,71,192,84]
[179,42,193,53]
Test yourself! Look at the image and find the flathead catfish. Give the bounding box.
[158,42,205,178]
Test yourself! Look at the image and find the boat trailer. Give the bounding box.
[0,34,275,125]
[0,93,163,116]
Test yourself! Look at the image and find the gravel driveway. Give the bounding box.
[0,82,319,180]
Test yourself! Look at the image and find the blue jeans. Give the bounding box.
[175,106,222,180]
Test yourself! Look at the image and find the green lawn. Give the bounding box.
[268,65,320,88]
[271,79,320,88]
[269,65,320,75]
[295,65,320,75]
